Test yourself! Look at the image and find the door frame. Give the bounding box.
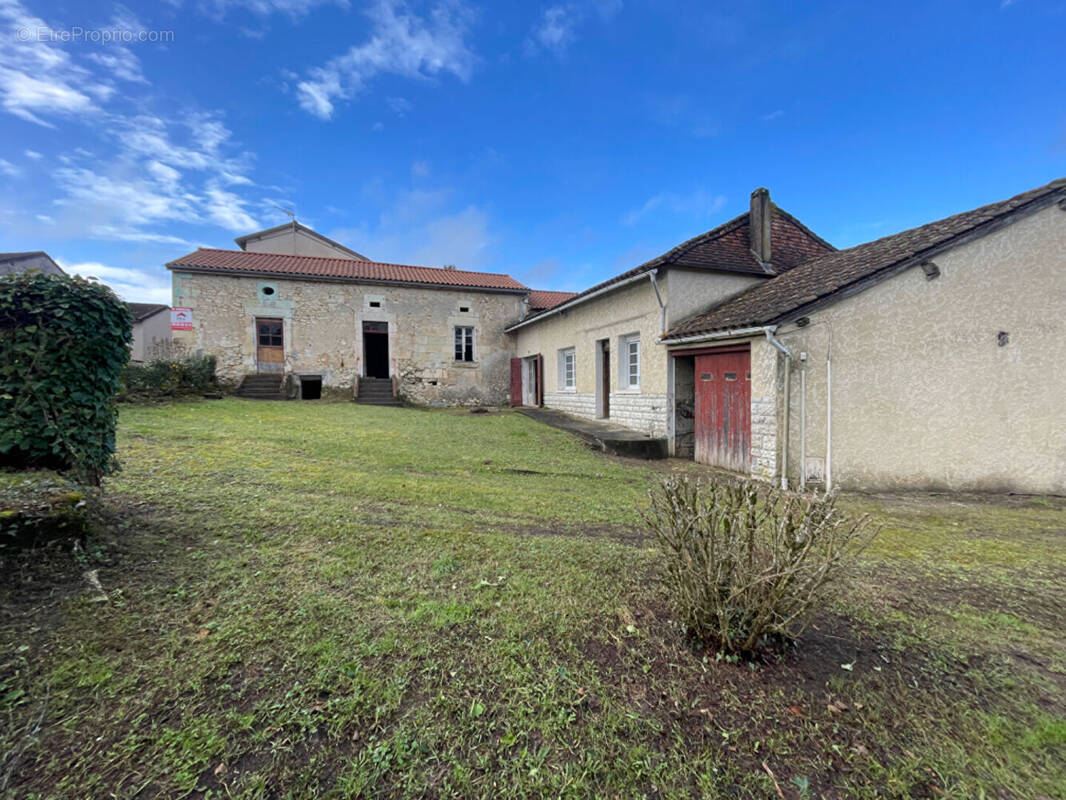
[692,344,752,473]
[595,339,610,419]
[361,320,390,379]
[521,355,539,406]
[255,317,284,374]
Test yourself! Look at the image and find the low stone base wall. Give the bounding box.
[542,392,668,437]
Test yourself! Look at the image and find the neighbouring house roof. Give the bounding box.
[127,302,169,322]
[662,178,1066,342]
[0,251,65,276]
[234,221,369,260]
[506,203,833,331]
[166,248,530,293]
[528,289,578,311]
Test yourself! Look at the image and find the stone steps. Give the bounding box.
[236,375,287,400]
[356,378,401,406]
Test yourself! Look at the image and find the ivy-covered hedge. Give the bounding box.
[0,272,132,483]
[121,353,218,400]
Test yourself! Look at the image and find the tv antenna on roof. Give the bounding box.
[273,204,297,222]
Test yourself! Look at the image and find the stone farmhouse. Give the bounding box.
[167,178,1066,494]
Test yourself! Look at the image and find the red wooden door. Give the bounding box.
[510,358,523,406]
[693,348,751,472]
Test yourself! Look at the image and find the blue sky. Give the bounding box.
[0,0,1063,302]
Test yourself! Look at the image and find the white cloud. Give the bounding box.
[411,159,431,178]
[623,189,727,226]
[295,0,475,119]
[386,95,412,114]
[0,157,19,176]
[526,0,621,56]
[61,260,172,304]
[329,185,497,269]
[48,113,262,241]
[204,0,347,17]
[0,0,130,126]
[531,6,578,54]
[409,206,490,267]
[205,183,260,231]
[24,149,41,159]
[761,109,784,121]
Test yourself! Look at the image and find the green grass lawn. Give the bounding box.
[2,399,1064,799]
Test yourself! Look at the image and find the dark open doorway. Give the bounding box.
[363,321,389,378]
[300,375,322,400]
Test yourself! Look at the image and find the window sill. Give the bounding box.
[615,387,641,394]
[452,361,479,368]
[558,387,576,393]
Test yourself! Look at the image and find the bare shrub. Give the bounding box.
[643,477,876,655]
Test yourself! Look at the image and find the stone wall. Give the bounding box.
[170,271,523,406]
[749,337,779,483]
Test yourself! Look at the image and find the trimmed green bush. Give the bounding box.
[121,352,218,399]
[643,477,876,655]
[0,272,132,483]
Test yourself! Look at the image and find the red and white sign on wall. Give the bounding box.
[170,307,193,331]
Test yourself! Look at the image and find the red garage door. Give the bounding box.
[694,347,751,472]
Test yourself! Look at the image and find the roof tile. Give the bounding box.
[166,248,529,292]
[664,178,1066,340]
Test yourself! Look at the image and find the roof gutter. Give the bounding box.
[657,325,770,346]
[505,269,658,332]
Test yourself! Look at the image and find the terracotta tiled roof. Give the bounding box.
[126,302,169,322]
[510,206,833,330]
[527,289,578,311]
[663,178,1066,341]
[166,248,529,292]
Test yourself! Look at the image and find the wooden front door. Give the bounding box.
[694,347,751,472]
[256,318,284,374]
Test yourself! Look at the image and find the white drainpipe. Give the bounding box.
[799,352,807,491]
[826,356,833,493]
[762,327,792,491]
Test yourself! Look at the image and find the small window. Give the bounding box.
[622,334,640,388]
[454,326,475,362]
[262,286,275,296]
[558,347,575,390]
[257,322,282,347]
[369,300,381,308]
[258,282,278,300]
[459,306,469,313]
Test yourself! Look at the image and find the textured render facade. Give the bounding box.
[767,202,1066,493]
[662,180,1066,494]
[235,222,369,260]
[511,271,764,437]
[170,270,522,406]
[127,304,171,362]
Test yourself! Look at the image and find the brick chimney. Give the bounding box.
[749,187,772,268]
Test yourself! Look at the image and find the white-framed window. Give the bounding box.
[454,326,475,362]
[558,347,575,390]
[621,333,640,389]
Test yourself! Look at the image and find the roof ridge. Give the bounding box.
[662,177,1066,340]
[179,247,518,279]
